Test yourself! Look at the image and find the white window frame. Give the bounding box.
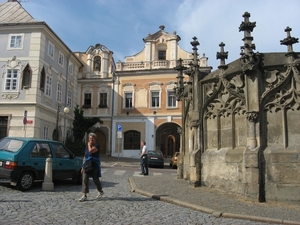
[48,41,54,59]
[124,92,133,109]
[67,90,72,107]
[45,74,52,97]
[58,51,64,67]
[57,82,62,102]
[43,126,49,139]
[4,69,19,91]
[8,34,24,49]
[150,91,160,108]
[167,90,177,108]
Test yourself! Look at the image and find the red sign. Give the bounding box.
[26,120,33,124]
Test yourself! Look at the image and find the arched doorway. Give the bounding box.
[156,123,180,158]
[95,130,106,155]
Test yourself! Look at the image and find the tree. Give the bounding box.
[65,104,102,156]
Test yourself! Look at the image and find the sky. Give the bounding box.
[20,0,300,70]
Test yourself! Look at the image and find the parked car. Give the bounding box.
[170,152,180,169]
[0,137,82,191]
[147,150,164,168]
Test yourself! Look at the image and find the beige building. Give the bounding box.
[74,44,115,155]
[113,25,210,158]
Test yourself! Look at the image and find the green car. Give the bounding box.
[0,137,82,191]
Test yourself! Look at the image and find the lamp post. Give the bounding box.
[54,103,70,141]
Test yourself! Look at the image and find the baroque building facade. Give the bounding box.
[0,1,82,141]
[114,25,210,158]
[74,44,115,155]
[176,12,300,203]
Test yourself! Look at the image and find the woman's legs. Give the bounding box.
[91,165,103,192]
[82,170,89,194]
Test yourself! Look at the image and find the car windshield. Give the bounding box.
[0,138,25,152]
[148,151,162,156]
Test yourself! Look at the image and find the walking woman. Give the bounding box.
[78,133,104,202]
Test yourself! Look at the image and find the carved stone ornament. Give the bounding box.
[246,111,259,122]
[2,93,20,99]
[7,56,21,68]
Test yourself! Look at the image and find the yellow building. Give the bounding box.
[113,25,210,158]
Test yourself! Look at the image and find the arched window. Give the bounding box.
[40,67,45,92]
[124,130,140,150]
[22,64,32,89]
[93,56,101,72]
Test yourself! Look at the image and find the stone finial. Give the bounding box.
[280,26,299,53]
[216,42,228,70]
[159,25,165,30]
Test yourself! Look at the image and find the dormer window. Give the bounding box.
[158,50,166,60]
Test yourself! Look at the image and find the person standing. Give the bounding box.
[78,133,104,202]
[140,141,148,175]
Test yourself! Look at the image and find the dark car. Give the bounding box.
[170,152,180,169]
[0,137,82,191]
[147,150,164,168]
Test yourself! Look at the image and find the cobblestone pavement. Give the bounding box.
[0,156,298,225]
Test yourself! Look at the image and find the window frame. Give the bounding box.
[45,74,52,97]
[48,41,54,59]
[150,91,160,108]
[56,82,62,102]
[8,34,24,49]
[124,92,133,109]
[99,93,108,108]
[83,93,92,108]
[58,51,64,67]
[158,50,166,60]
[5,69,19,91]
[167,90,177,108]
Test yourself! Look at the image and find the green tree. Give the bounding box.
[65,104,102,156]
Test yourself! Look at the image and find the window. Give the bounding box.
[83,93,92,108]
[68,61,73,75]
[57,83,62,102]
[45,75,52,97]
[167,91,177,108]
[48,41,54,59]
[9,34,23,49]
[124,130,141,150]
[151,91,160,108]
[94,56,101,71]
[52,143,70,158]
[40,67,46,91]
[22,64,31,89]
[158,50,166,60]
[43,127,49,140]
[125,93,133,108]
[99,93,107,108]
[67,90,72,107]
[58,51,64,67]
[31,143,51,158]
[5,69,18,91]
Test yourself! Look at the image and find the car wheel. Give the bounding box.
[172,164,177,169]
[170,163,172,167]
[17,172,34,191]
[161,164,164,168]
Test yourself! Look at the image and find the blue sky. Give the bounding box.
[21,0,300,70]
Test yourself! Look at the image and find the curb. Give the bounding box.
[128,178,300,225]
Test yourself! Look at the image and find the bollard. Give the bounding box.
[42,157,54,191]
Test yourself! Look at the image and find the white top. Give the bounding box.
[142,145,148,155]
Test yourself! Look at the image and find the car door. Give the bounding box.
[29,142,52,180]
[51,142,77,179]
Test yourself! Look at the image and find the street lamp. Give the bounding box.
[54,103,70,141]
